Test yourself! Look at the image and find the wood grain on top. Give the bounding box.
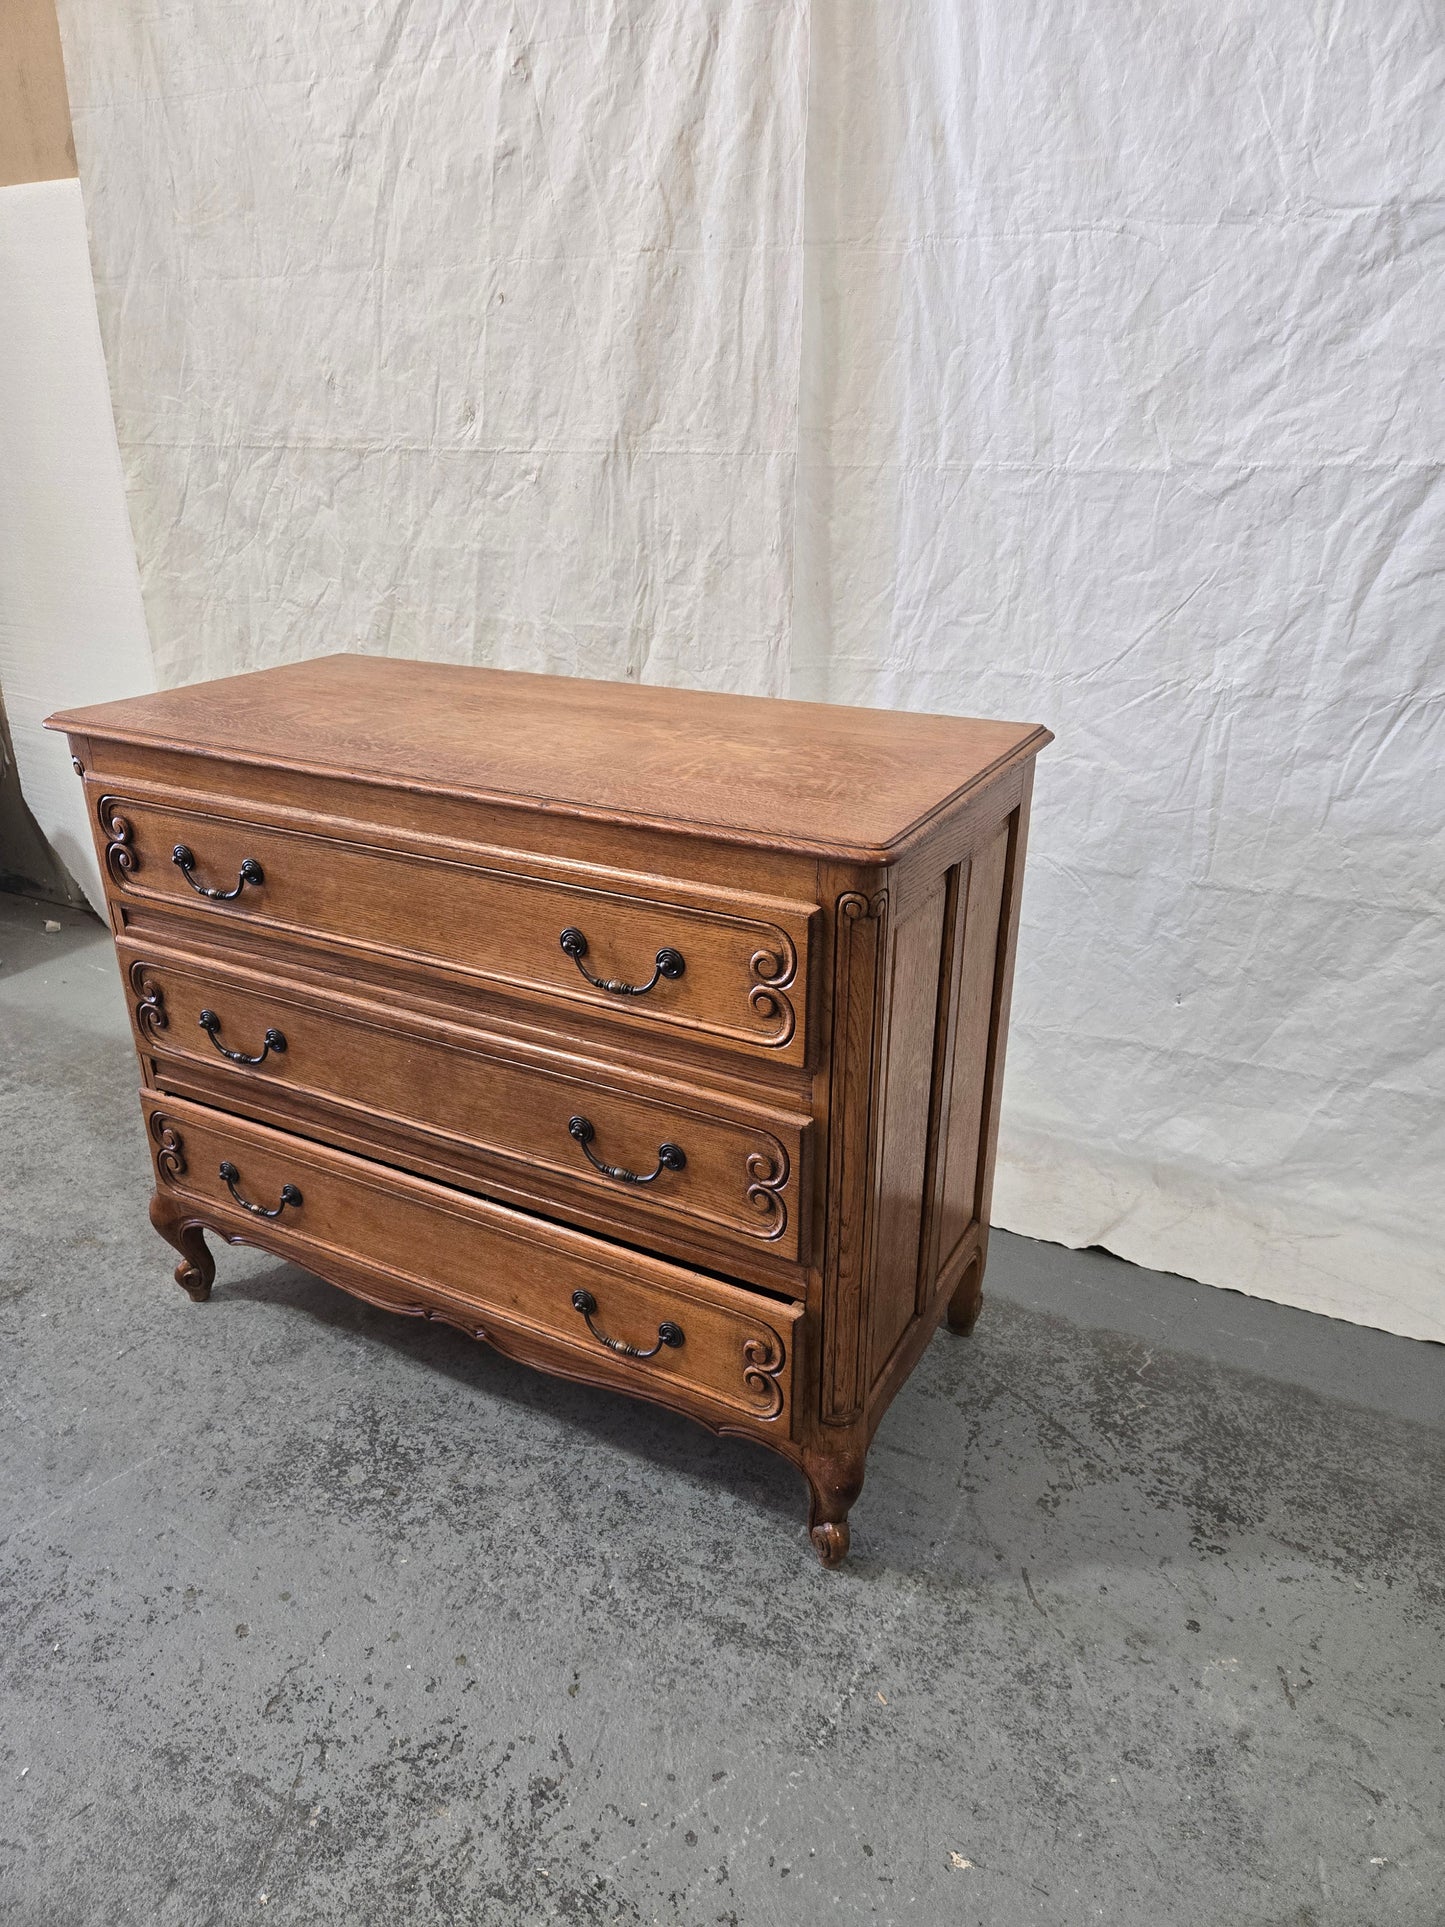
[48,653,1050,857]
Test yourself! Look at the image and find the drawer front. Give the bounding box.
[96,793,812,1065]
[142,1095,800,1433]
[122,943,809,1263]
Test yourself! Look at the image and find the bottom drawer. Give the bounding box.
[141,1094,800,1434]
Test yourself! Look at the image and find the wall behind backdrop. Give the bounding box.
[48,0,1444,1339]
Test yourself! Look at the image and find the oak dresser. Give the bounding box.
[49,656,1050,1565]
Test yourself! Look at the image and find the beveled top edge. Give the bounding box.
[48,653,1052,861]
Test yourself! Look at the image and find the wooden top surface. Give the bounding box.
[50,654,1050,859]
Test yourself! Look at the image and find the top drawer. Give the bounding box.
[92,790,816,1066]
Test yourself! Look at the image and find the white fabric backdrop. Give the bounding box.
[0,177,154,913]
[55,0,1444,1338]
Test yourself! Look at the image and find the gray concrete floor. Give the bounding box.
[2,892,1441,1927]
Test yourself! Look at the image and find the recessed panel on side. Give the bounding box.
[933,823,1011,1275]
[864,877,949,1384]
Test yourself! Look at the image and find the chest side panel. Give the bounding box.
[817,767,1037,1430]
[929,822,1013,1284]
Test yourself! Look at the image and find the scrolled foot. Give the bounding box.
[945,1253,984,1335]
[809,1519,850,1568]
[173,1251,214,1303]
[149,1192,215,1302]
[802,1447,866,1570]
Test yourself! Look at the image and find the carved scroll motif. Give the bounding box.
[741,1330,786,1420]
[743,1140,791,1242]
[747,933,798,1047]
[97,795,138,884]
[838,890,888,927]
[128,962,168,1039]
[148,1111,186,1183]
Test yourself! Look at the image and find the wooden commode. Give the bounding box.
[49,656,1050,1565]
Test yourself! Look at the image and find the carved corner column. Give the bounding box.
[819,883,888,1430]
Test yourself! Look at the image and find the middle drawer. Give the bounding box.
[120,939,811,1269]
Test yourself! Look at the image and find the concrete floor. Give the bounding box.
[2,892,1441,1927]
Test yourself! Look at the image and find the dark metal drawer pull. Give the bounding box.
[571,1289,683,1359]
[173,844,264,901]
[218,1160,302,1219]
[198,1009,287,1066]
[559,926,685,996]
[568,1115,685,1186]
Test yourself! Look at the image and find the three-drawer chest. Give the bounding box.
[50,656,1049,1565]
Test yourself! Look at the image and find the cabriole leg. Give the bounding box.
[801,1447,867,1568]
[149,1192,215,1303]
